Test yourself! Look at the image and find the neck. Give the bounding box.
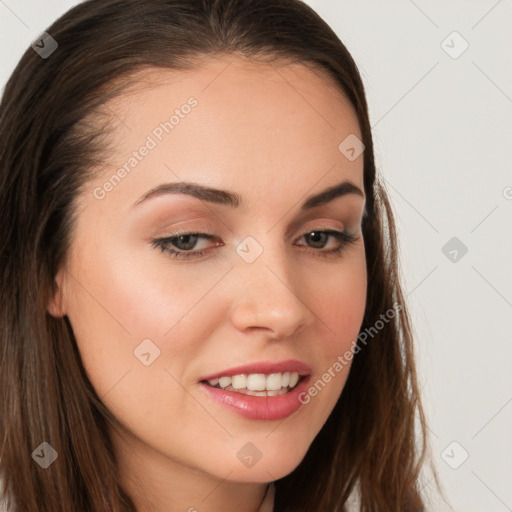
[111,425,271,512]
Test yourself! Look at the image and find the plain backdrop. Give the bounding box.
[1,1,511,511]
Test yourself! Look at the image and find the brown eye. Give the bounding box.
[169,234,200,251]
[152,232,220,260]
[296,230,359,258]
[304,231,329,249]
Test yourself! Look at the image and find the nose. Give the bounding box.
[228,245,316,340]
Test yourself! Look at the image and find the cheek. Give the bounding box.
[96,235,233,336]
[307,250,367,355]
[63,245,225,447]
[299,250,367,415]
[64,238,232,394]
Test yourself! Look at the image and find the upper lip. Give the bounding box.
[198,359,312,382]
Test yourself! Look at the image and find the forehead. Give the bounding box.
[101,54,361,149]
[82,55,364,215]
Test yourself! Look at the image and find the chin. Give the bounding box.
[211,436,312,483]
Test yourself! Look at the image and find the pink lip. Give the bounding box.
[198,359,312,381]
[197,359,313,421]
[199,375,312,421]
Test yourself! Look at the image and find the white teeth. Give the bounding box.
[266,373,282,391]
[267,388,288,396]
[206,372,302,394]
[247,374,266,391]
[218,376,232,389]
[231,374,247,389]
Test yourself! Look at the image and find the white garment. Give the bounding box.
[257,482,360,512]
[258,482,275,512]
[0,478,361,512]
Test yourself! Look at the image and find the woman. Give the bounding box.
[0,0,433,510]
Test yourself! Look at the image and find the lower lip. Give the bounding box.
[199,376,311,421]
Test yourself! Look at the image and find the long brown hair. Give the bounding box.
[0,0,432,510]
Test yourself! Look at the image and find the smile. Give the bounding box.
[204,372,301,396]
[198,359,312,420]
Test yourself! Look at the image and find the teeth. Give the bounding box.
[206,372,302,393]
[231,374,247,389]
[266,373,283,391]
[218,376,232,389]
[268,388,290,396]
[247,374,266,391]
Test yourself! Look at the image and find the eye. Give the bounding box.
[152,232,221,259]
[164,233,207,251]
[151,229,360,260]
[296,229,360,258]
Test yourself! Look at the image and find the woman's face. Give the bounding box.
[49,56,367,497]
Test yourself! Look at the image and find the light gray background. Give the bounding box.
[1,1,511,511]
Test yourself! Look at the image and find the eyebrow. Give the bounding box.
[130,179,365,211]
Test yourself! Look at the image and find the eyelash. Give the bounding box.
[151,228,360,260]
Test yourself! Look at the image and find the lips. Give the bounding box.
[198,359,312,420]
[198,359,312,381]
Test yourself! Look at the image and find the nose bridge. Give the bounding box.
[229,233,315,338]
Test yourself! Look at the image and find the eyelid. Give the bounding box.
[152,225,359,262]
[297,221,347,235]
[156,220,348,243]
[154,221,220,239]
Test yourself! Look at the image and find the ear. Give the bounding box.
[47,269,67,318]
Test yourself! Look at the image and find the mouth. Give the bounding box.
[201,371,305,396]
[197,360,312,421]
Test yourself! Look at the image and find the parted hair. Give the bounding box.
[0,1,431,510]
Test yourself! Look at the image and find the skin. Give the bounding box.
[48,55,367,512]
